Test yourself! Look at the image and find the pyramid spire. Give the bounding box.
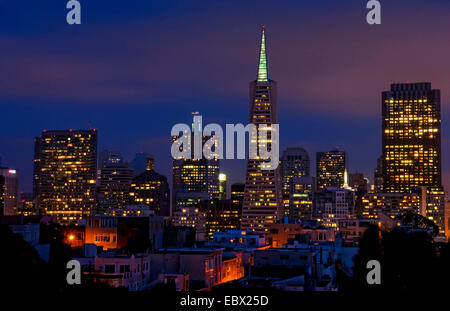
[257,26,269,82]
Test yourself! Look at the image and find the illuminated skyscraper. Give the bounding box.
[200,198,240,240]
[382,82,444,234]
[98,150,133,210]
[382,82,441,193]
[172,113,220,199]
[241,27,283,234]
[0,167,18,216]
[316,149,347,190]
[280,147,310,216]
[281,147,310,195]
[33,129,97,224]
[172,114,220,232]
[289,176,314,222]
[130,157,170,216]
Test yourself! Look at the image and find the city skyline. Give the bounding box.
[3,0,450,294]
[2,0,450,195]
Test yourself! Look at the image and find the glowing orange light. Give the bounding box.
[68,235,75,241]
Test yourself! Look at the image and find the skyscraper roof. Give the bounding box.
[257,26,269,82]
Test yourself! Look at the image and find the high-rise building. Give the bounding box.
[316,149,347,190]
[0,167,18,216]
[281,147,310,217]
[218,173,227,200]
[241,27,283,234]
[200,199,240,240]
[172,113,220,200]
[98,151,133,210]
[281,147,310,195]
[382,82,441,193]
[172,113,221,226]
[382,82,444,233]
[33,129,97,224]
[418,186,445,235]
[289,176,315,222]
[130,157,170,216]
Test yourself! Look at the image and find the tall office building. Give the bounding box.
[171,115,220,239]
[173,157,219,197]
[382,82,444,233]
[316,149,347,190]
[130,157,170,216]
[281,147,310,195]
[289,176,315,222]
[382,82,441,193]
[33,129,97,224]
[200,199,240,240]
[0,167,18,216]
[172,113,220,199]
[241,27,283,234]
[98,150,133,210]
[280,147,310,216]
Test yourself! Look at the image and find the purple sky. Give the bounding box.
[1,0,450,193]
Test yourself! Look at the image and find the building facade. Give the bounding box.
[289,176,315,222]
[314,187,355,228]
[200,199,241,240]
[316,150,346,190]
[0,167,18,216]
[382,83,441,193]
[98,150,134,210]
[33,129,97,224]
[130,157,170,216]
[241,27,283,234]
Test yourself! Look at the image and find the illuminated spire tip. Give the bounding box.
[257,26,269,82]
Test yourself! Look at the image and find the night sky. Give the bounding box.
[1,0,450,193]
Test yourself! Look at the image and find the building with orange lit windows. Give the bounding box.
[382,83,444,233]
[241,27,283,234]
[382,83,441,193]
[130,157,170,216]
[33,129,97,224]
[316,150,346,191]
